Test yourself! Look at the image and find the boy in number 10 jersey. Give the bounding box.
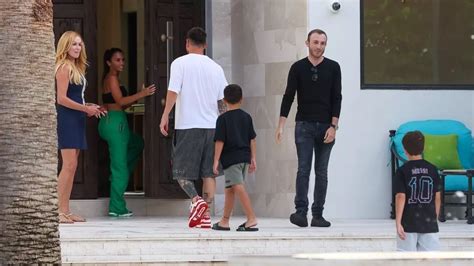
[395,131,441,251]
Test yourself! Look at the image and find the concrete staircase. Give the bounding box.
[60,218,474,264]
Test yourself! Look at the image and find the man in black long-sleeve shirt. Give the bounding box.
[276,29,342,228]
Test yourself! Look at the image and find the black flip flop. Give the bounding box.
[236,222,259,232]
[212,222,230,231]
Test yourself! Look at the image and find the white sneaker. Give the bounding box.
[108,211,133,217]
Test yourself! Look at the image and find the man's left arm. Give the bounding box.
[331,62,342,121]
[324,63,342,143]
[324,117,338,143]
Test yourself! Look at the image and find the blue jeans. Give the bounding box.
[294,121,334,217]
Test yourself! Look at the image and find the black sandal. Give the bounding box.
[212,222,230,231]
[236,222,259,232]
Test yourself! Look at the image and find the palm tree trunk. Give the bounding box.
[0,0,61,263]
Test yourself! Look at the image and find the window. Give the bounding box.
[361,0,474,90]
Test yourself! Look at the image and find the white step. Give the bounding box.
[231,252,474,266]
[60,218,474,263]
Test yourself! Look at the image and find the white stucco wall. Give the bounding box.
[308,0,474,218]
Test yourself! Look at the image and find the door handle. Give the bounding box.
[160,34,173,42]
[161,21,173,88]
[160,21,174,139]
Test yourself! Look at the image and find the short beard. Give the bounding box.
[309,50,324,61]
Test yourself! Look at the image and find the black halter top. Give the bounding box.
[102,85,128,104]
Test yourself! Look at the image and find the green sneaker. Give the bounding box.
[108,211,134,217]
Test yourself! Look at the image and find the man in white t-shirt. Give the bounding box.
[160,27,228,229]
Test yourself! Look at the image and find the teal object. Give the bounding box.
[391,120,473,191]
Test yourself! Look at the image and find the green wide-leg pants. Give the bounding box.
[98,111,144,214]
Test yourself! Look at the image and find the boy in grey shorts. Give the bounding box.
[212,84,258,231]
[395,131,441,251]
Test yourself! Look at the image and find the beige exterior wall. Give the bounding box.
[212,0,308,217]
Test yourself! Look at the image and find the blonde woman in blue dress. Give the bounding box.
[55,31,105,223]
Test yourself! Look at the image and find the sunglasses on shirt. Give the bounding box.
[311,67,318,82]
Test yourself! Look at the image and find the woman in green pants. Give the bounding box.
[99,48,156,217]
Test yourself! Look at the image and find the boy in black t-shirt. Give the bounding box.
[395,131,441,251]
[212,84,258,231]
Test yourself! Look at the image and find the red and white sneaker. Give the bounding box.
[188,197,208,228]
[195,213,211,229]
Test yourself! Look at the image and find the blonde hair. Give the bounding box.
[55,31,88,85]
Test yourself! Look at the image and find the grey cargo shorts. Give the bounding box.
[172,128,220,180]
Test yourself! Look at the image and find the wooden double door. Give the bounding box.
[53,0,204,199]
